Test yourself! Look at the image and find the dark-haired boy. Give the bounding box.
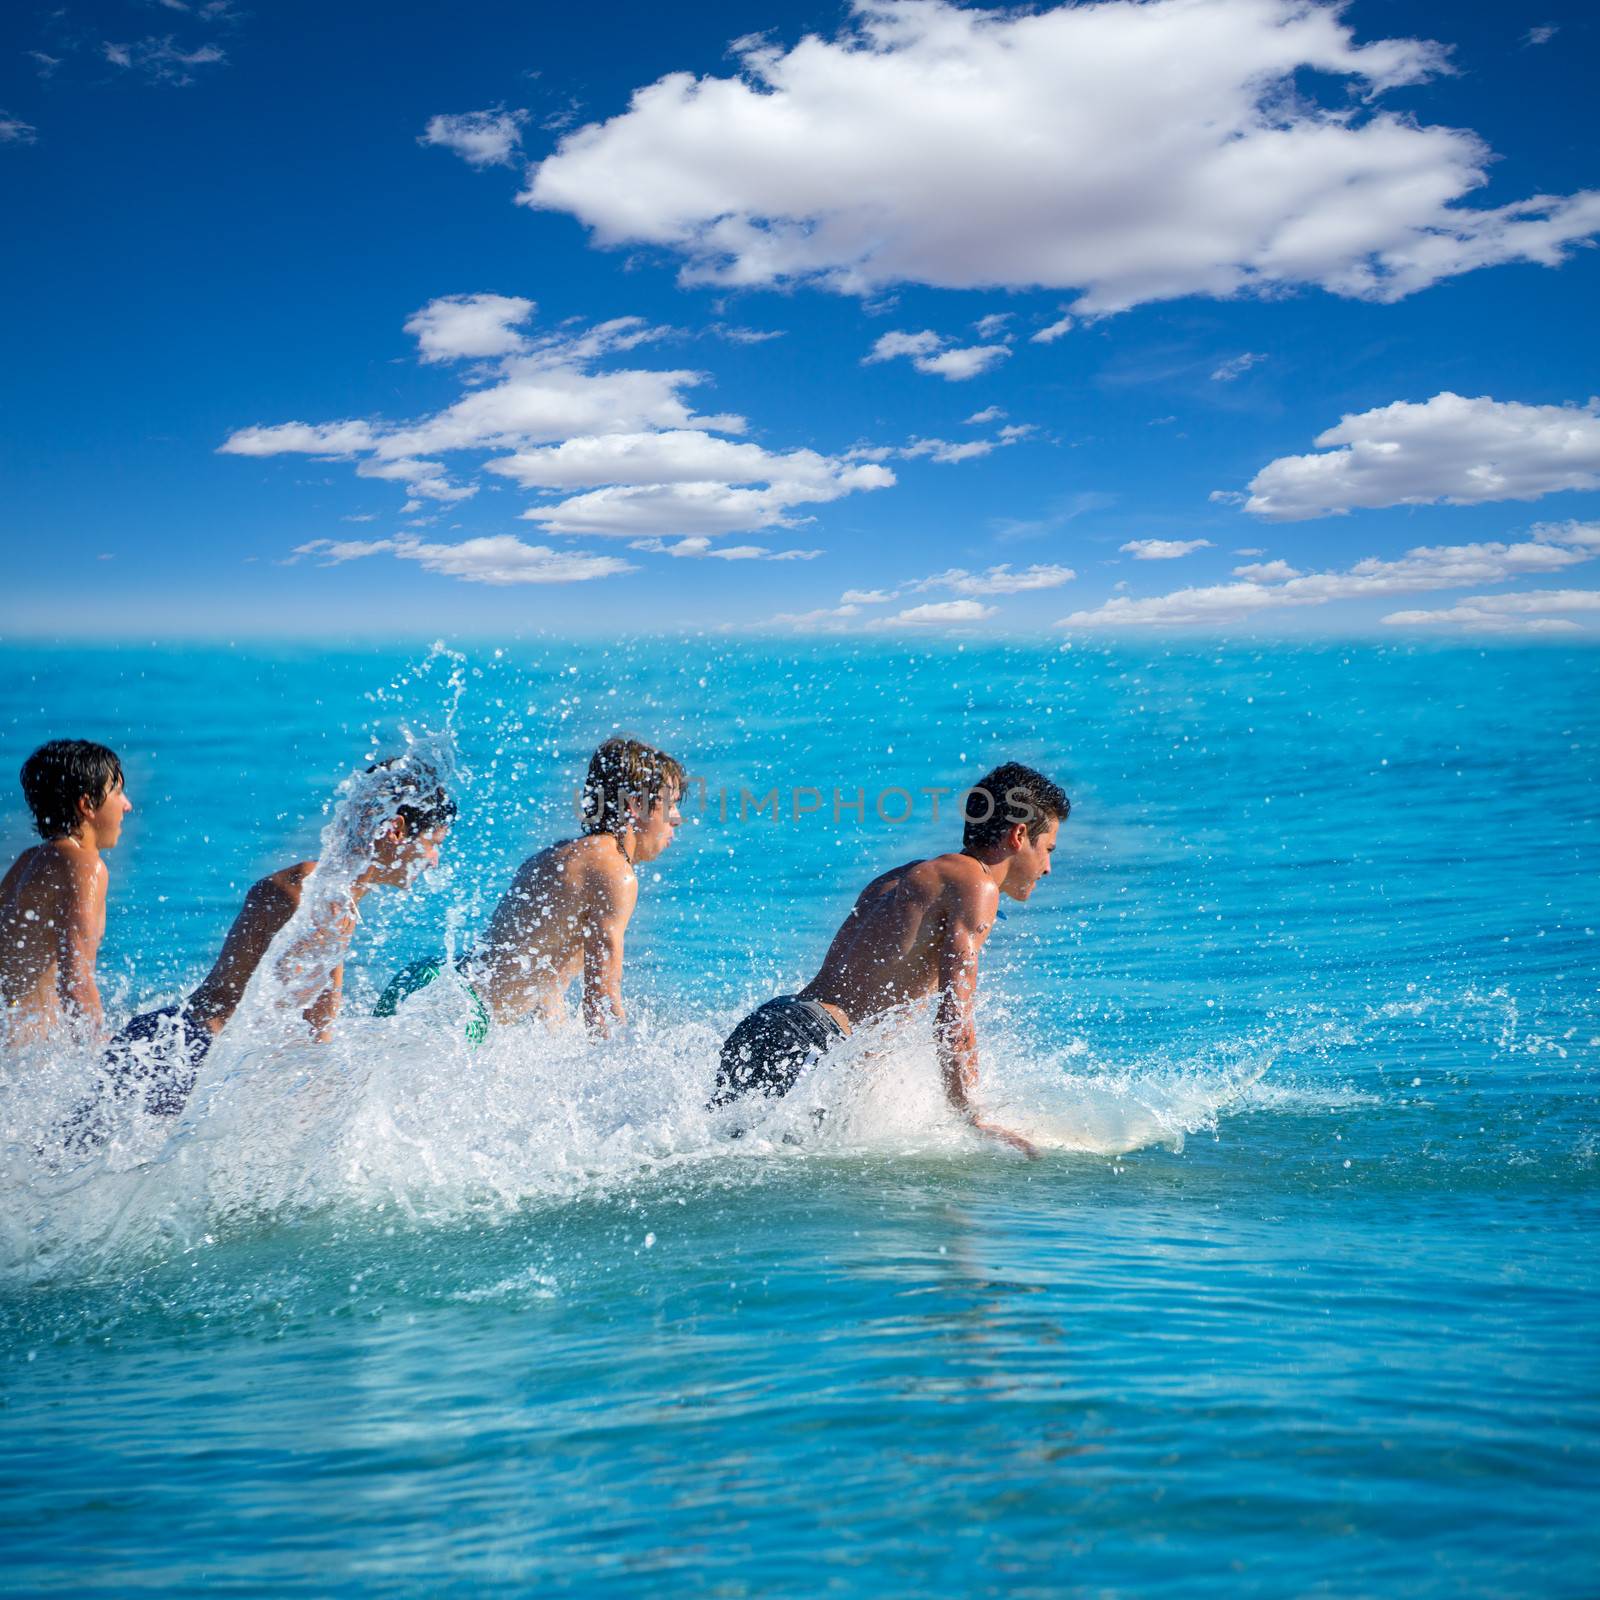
[71,765,454,1140]
[413,737,683,1038]
[1,740,132,1043]
[713,762,1069,1158]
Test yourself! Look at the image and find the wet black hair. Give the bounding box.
[20,739,124,840]
[961,761,1069,851]
[365,759,457,835]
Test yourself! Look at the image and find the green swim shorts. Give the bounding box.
[373,957,492,1046]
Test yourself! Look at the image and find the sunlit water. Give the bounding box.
[1,638,1596,1595]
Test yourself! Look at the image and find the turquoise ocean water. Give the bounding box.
[1,639,1596,1595]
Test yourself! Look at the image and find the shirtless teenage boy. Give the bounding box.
[78,761,454,1133]
[445,738,683,1038]
[1,740,132,1044]
[712,761,1069,1157]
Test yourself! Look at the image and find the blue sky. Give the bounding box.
[3,0,1598,638]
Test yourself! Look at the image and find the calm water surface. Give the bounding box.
[1,639,1596,1595]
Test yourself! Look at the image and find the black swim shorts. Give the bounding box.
[711,995,846,1108]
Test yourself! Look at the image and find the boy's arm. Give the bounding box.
[303,962,346,1041]
[581,860,637,1039]
[934,878,1038,1159]
[54,856,107,1035]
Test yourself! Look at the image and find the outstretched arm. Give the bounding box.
[934,879,1038,1159]
[581,860,637,1039]
[54,856,107,1036]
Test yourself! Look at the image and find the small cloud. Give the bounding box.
[1121,538,1214,560]
[0,112,38,144]
[965,406,1005,425]
[876,599,998,627]
[864,328,1011,381]
[1149,415,1178,426]
[1210,352,1266,383]
[629,535,819,562]
[1233,559,1301,582]
[419,108,528,169]
[1031,313,1074,345]
[28,52,61,78]
[1523,24,1558,46]
[974,312,1011,337]
[341,512,379,523]
[102,36,226,84]
[294,533,632,585]
[841,587,899,604]
[1233,547,1265,556]
[97,552,115,561]
[1209,489,1248,506]
[709,323,785,344]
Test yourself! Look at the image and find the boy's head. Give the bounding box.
[581,738,685,863]
[21,739,130,845]
[365,759,457,886]
[962,761,1069,901]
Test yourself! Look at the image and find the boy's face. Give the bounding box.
[370,819,448,887]
[1000,815,1059,902]
[83,776,132,848]
[631,785,682,865]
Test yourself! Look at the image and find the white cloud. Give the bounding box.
[974,312,1012,337]
[864,328,1011,381]
[629,535,821,561]
[220,419,378,457]
[102,36,225,84]
[1211,352,1265,382]
[1121,538,1213,559]
[709,323,785,344]
[1032,314,1074,344]
[293,534,631,585]
[914,563,1075,595]
[899,437,994,464]
[223,306,891,543]
[1383,588,1600,634]
[770,603,861,628]
[1061,529,1598,627]
[1242,392,1600,520]
[1523,25,1558,47]
[876,599,998,628]
[521,0,1600,311]
[419,109,528,169]
[1,112,38,144]
[1234,559,1301,581]
[965,406,1005,425]
[841,587,898,604]
[404,294,535,363]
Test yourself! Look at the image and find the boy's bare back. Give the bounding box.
[471,835,638,1029]
[0,838,110,1040]
[800,853,998,1029]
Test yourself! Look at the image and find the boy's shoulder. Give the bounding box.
[250,861,318,911]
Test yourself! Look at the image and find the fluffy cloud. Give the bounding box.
[1,113,38,144]
[224,302,891,545]
[1121,538,1213,559]
[419,109,528,168]
[404,294,535,363]
[1383,588,1600,635]
[875,599,998,628]
[1061,529,1598,627]
[1233,559,1301,581]
[293,535,632,585]
[864,329,1011,381]
[965,406,1005,425]
[521,0,1600,311]
[1243,393,1600,520]
[1032,315,1074,345]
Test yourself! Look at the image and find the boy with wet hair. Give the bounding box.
[713,761,1070,1158]
[437,737,684,1038]
[71,761,454,1141]
[1,739,132,1043]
